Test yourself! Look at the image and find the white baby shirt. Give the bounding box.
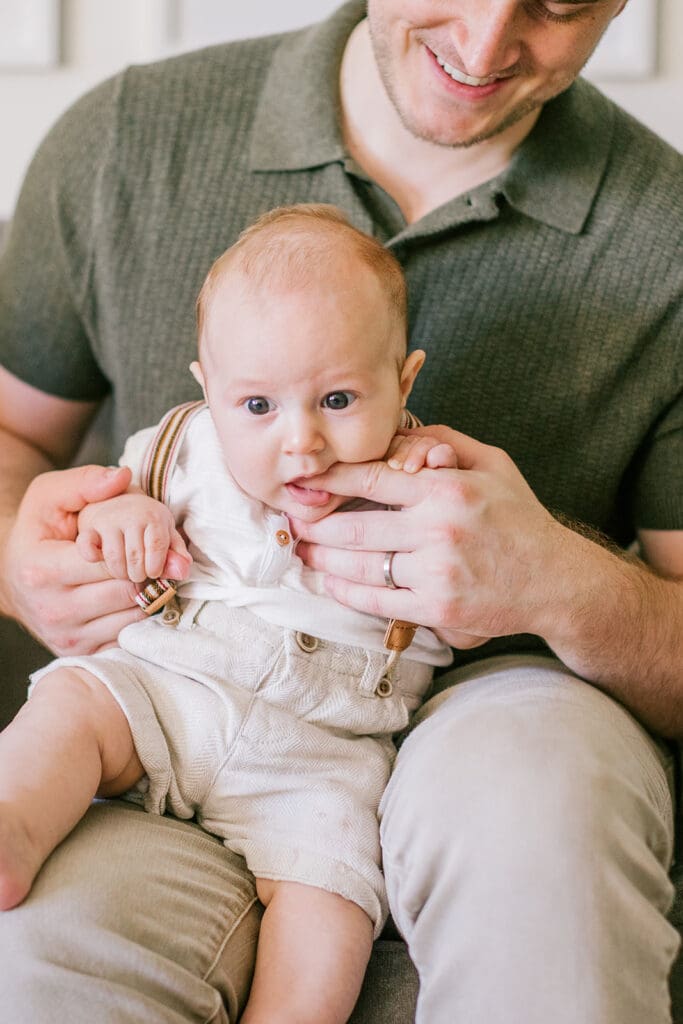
[121,407,452,668]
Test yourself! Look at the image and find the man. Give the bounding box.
[0,2,681,1021]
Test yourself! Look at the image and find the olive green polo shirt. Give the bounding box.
[1,0,681,561]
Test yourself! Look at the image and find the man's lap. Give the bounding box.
[0,800,262,1023]
[0,655,676,1024]
[379,654,678,1024]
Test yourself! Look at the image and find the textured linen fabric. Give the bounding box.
[31,602,432,937]
[121,407,451,665]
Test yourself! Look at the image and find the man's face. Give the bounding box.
[197,260,422,523]
[366,0,627,147]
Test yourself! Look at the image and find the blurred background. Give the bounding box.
[0,0,681,220]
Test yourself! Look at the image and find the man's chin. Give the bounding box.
[400,95,544,150]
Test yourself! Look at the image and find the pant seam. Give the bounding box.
[201,894,260,986]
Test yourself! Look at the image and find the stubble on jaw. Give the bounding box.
[365,14,581,150]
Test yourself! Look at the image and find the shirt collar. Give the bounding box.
[248,1,362,172]
[249,0,613,236]
[499,78,614,234]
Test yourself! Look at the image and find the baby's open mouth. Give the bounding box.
[285,478,333,507]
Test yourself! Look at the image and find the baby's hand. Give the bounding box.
[76,488,191,584]
[386,429,459,474]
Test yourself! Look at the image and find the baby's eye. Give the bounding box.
[245,397,273,415]
[322,391,356,410]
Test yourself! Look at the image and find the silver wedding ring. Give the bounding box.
[383,551,398,589]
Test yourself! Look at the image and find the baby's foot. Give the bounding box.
[0,805,43,909]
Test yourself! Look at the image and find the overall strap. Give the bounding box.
[140,400,206,502]
[134,400,206,615]
[399,407,422,430]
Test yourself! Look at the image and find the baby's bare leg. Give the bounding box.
[240,878,373,1024]
[0,667,142,909]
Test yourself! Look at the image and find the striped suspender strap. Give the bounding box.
[399,407,422,430]
[133,400,206,615]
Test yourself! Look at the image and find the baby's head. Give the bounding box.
[191,204,424,521]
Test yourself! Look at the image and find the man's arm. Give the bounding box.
[294,427,683,738]
[532,525,682,738]
[0,366,142,653]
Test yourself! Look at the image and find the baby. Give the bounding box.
[0,205,454,1024]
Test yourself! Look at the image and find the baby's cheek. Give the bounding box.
[338,423,398,465]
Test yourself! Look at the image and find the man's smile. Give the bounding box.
[429,46,513,88]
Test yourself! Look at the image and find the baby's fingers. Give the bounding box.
[163,528,192,580]
[141,520,174,582]
[387,436,441,473]
[76,528,104,564]
[386,435,423,471]
[121,525,149,583]
[100,530,131,580]
[425,443,459,469]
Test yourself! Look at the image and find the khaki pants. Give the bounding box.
[0,656,678,1023]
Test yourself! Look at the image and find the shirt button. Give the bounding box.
[275,529,291,547]
[295,631,319,653]
[161,607,181,627]
[375,677,394,698]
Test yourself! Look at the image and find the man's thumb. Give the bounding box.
[64,464,132,510]
[27,464,132,517]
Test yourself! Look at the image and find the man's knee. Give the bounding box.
[381,660,674,874]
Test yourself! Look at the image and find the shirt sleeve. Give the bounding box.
[0,75,122,400]
[119,424,158,489]
[631,383,683,531]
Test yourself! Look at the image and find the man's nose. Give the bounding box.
[448,1,522,78]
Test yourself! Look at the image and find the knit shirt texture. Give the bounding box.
[1,1,681,666]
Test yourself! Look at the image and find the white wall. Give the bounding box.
[0,0,681,219]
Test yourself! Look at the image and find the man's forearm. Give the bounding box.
[0,427,56,616]
[544,531,683,738]
[0,427,55,519]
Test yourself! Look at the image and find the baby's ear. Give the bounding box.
[399,349,426,403]
[190,361,207,397]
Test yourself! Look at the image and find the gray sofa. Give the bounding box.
[0,217,681,1020]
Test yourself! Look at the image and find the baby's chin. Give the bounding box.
[284,496,345,524]
[276,481,346,523]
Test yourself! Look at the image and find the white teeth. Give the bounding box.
[435,54,496,87]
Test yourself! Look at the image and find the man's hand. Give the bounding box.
[294,425,565,646]
[0,465,189,655]
[294,424,683,735]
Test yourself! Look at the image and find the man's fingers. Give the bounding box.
[24,577,142,656]
[298,541,412,591]
[17,538,115,589]
[322,575,417,622]
[24,465,132,536]
[294,507,420,551]
[75,605,145,654]
[76,577,141,621]
[303,462,440,515]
